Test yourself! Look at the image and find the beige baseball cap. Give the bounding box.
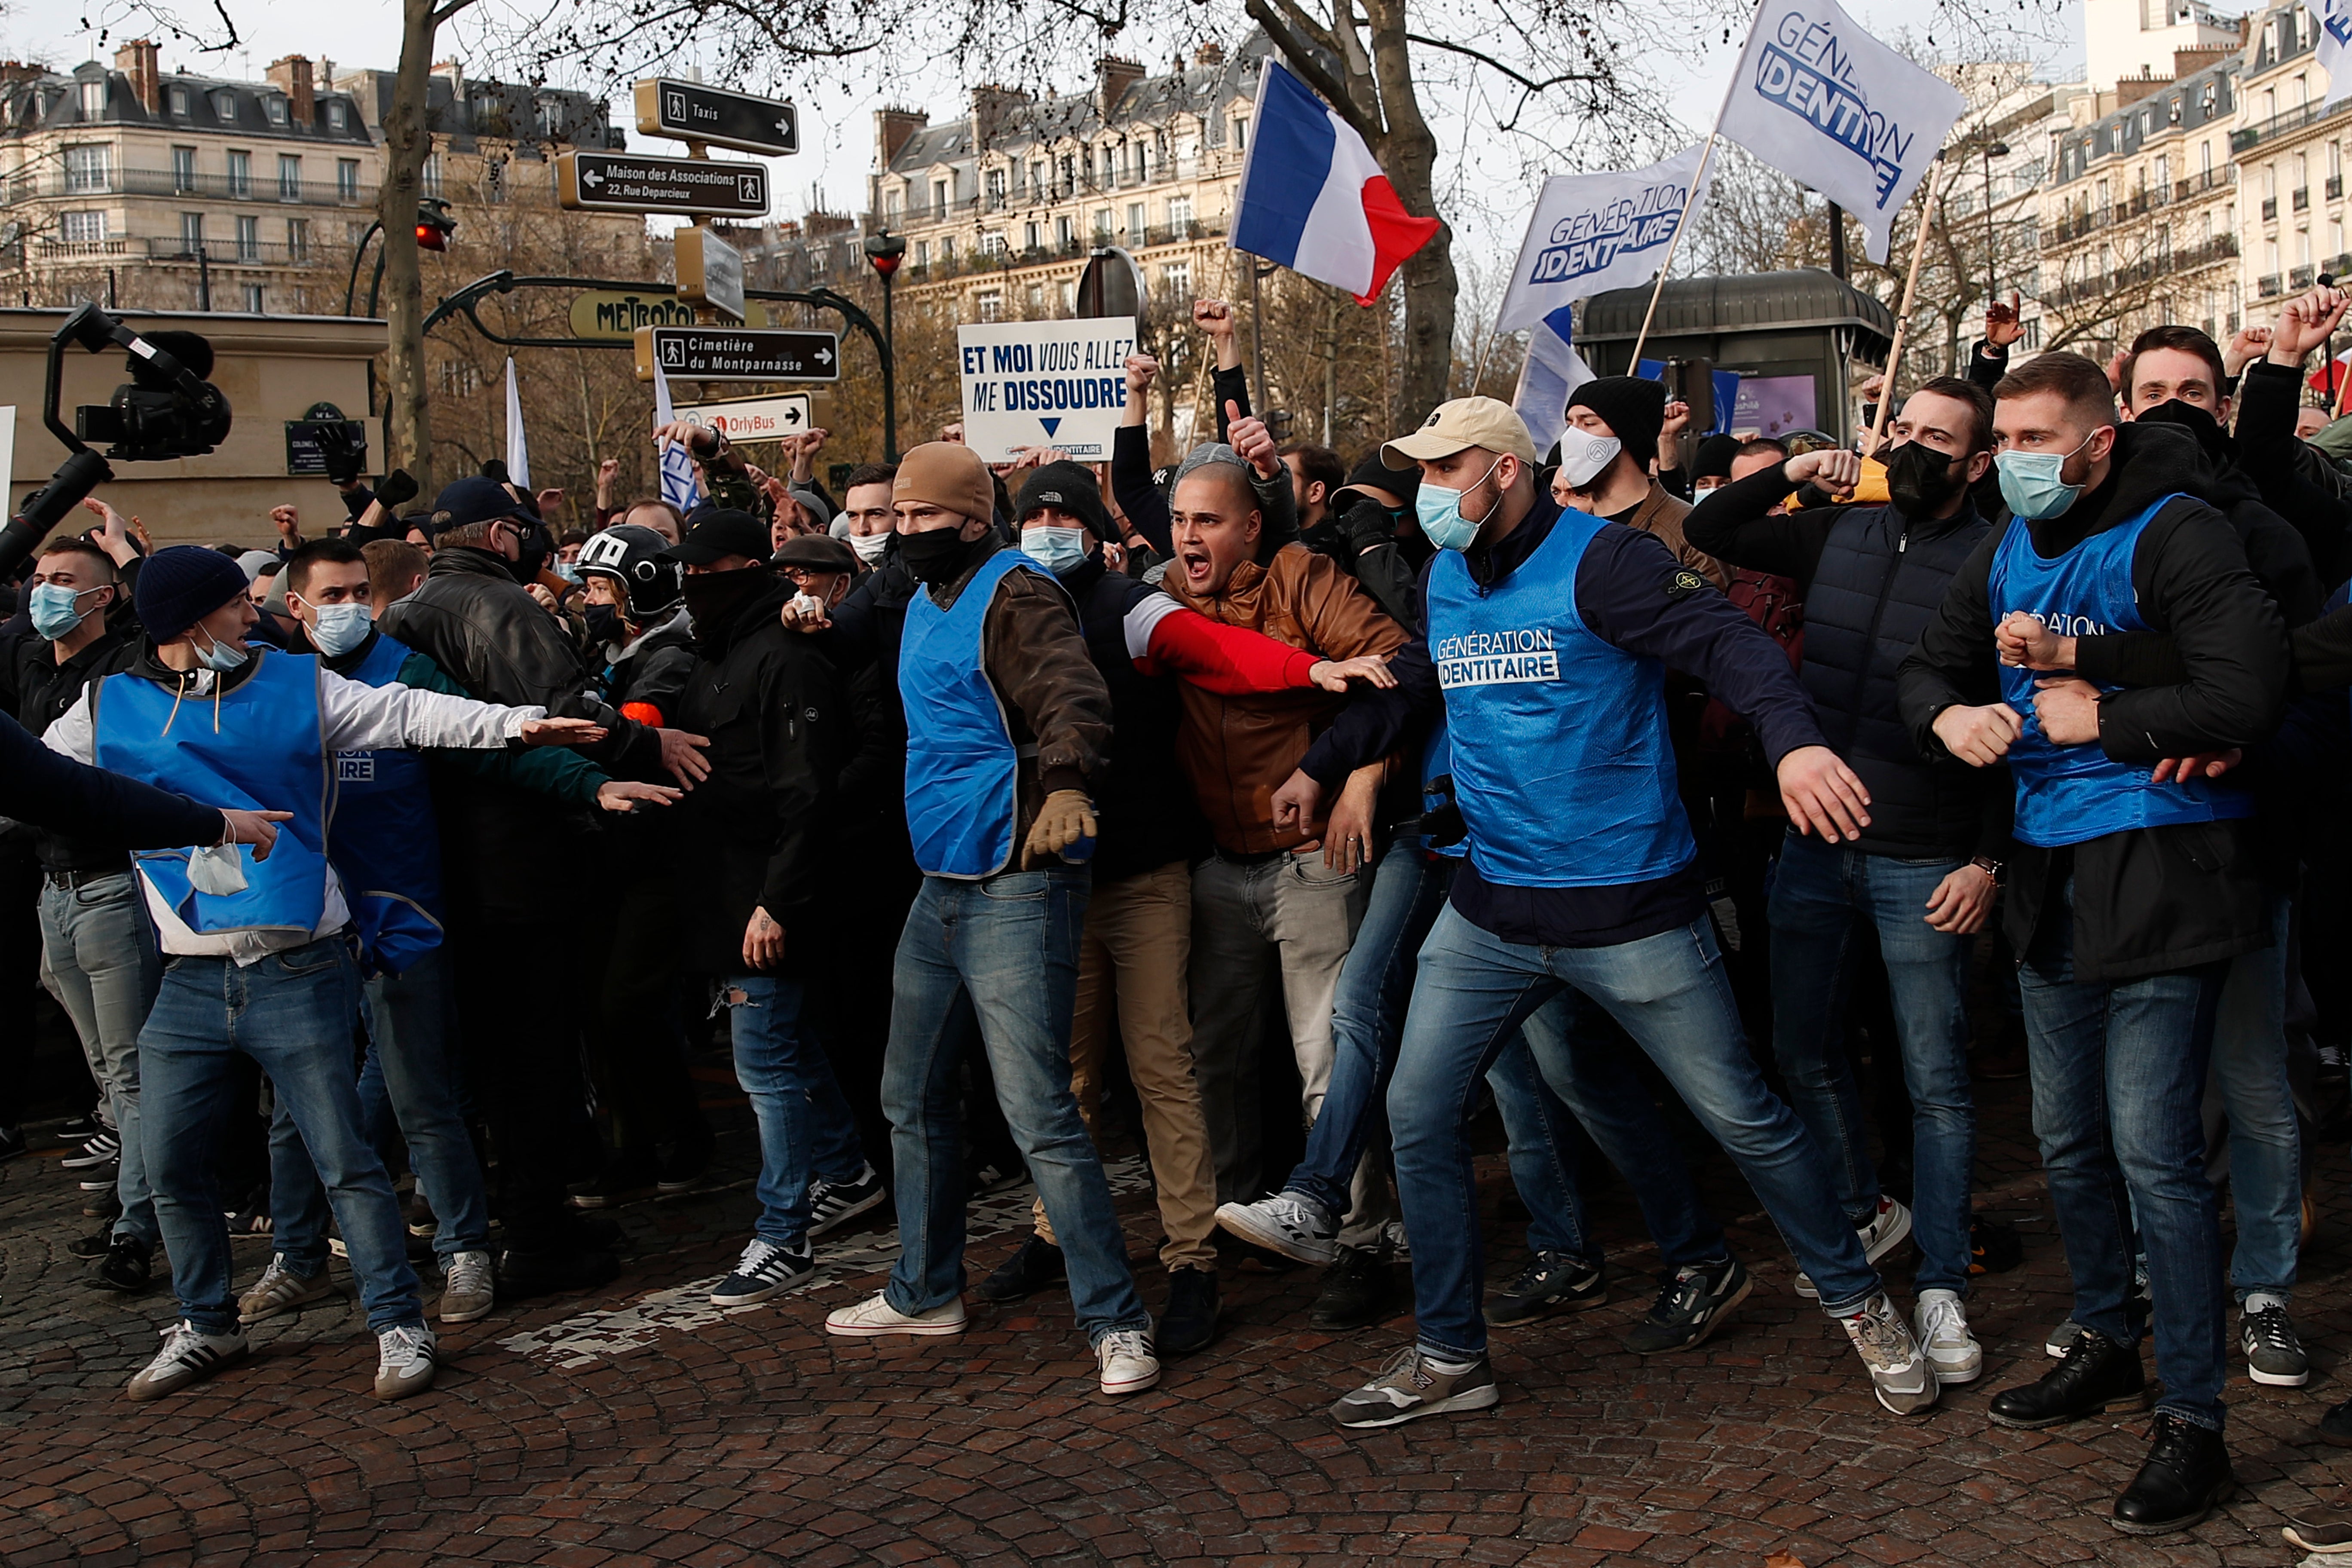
[1382,396,1540,468]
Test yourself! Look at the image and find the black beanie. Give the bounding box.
[1693,432,1741,481]
[1565,376,1669,461]
[1013,461,1115,540]
[135,545,250,643]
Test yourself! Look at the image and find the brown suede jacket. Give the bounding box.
[1624,481,1729,591]
[1164,541,1407,854]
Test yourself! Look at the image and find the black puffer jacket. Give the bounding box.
[1056,551,1207,882]
[597,609,697,726]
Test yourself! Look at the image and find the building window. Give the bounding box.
[421,154,442,197]
[1059,153,1075,194]
[78,80,105,117]
[211,89,237,121]
[1163,260,1190,295]
[180,211,204,251]
[326,100,347,132]
[227,150,251,198]
[982,230,1005,256]
[931,177,947,212]
[60,209,107,244]
[1025,282,1044,312]
[1137,140,1152,183]
[172,145,196,192]
[1023,220,1039,250]
[1233,115,1248,151]
[243,283,263,313]
[1056,214,1074,248]
[986,167,1006,208]
[263,95,288,126]
[286,217,308,259]
[63,145,112,194]
[977,289,1002,322]
[884,187,902,222]
[1093,208,1112,236]
[913,239,928,266]
[940,234,955,262]
[1168,194,1193,227]
[278,154,302,201]
[337,158,359,202]
[168,84,189,116]
[1126,201,1144,236]
[236,214,260,260]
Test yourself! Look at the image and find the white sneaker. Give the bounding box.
[373,1322,438,1400]
[824,1290,968,1337]
[1840,1292,1938,1416]
[237,1254,343,1324]
[1214,1193,1338,1265]
[1913,1288,1982,1384]
[1795,1197,1914,1299]
[125,1319,249,1401]
[1096,1328,1160,1395]
[439,1250,495,1324]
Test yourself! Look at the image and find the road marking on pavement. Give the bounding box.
[497,1157,1152,1369]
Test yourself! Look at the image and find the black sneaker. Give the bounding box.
[2113,1411,2233,1535]
[2320,1397,2352,1447]
[406,1192,438,1239]
[496,1246,621,1299]
[567,1163,658,1210]
[76,1158,120,1194]
[968,1160,1027,1197]
[807,1165,887,1239]
[1990,1329,2150,1429]
[1158,1266,1220,1357]
[2242,1303,2309,1387]
[709,1237,815,1307]
[656,1138,717,1195]
[62,1128,120,1170]
[1311,1246,1400,1331]
[58,1111,100,1142]
[1488,1250,1606,1327]
[68,1225,115,1259]
[1624,1258,1752,1355]
[0,1124,24,1162]
[91,1232,154,1293]
[976,1236,1066,1303]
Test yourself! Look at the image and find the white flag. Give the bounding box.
[2309,0,2352,110]
[502,357,531,492]
[650,360,703,515]
[1496,148,1711,333]
[1511,304,1595,457]
[1715,0,1965,263]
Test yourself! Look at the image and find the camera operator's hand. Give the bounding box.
[271,505,303,550]
[79,498,140,566]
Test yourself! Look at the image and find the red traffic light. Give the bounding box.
[868,251,901,277]
[415,223,448,252]
[413,198,456,254]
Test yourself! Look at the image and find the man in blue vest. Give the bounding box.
[819,441,1160,1397]
[236,538,677,1332]
[1898,350,2290,1535]
[43,545,606,1404]
[1275,398,1936,1428]
[1687,377,2006,1388]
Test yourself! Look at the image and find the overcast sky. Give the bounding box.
[9,0,2127,276]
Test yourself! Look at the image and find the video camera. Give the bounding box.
[0,303,232,581]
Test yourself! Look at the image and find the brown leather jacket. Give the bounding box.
[1625,481,1729,590]
[1164,541,1407,854]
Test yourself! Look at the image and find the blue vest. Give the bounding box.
[1988,498,2253,848]
[91,650,332,937]
[899,549,1053,879]
[328,634,446,973]
[1426,509,1697,888]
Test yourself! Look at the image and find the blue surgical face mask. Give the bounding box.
[193,626,250,674]
[307,601,374,657]
[1415,455,1505,552]
[1020,525,1091,573]
[554,563,583,584]
[1994,429,2098,521]
[28,582,98,640]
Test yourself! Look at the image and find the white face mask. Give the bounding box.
[1020,525,1090,572]
[1556,428,1623,489]
[848,530,890,563]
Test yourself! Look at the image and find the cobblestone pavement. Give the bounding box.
[6,1063,2352,1567]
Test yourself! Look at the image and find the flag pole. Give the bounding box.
[1864,157,1949,456]
[1627,130,1721,371]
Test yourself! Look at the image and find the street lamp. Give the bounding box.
[864,227,906,460]
[1981,141,2010,307]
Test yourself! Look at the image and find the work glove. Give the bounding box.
[1020,789,1098,868]
[1337,498,1400,554]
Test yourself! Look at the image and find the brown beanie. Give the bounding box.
[893,441,996,527]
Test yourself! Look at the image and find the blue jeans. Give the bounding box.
[2206,893,2300,1303]
[880,868,1148,1342]
[1767,832,1977,1294]
[2020,882,2229,1430]
[1390,906,1878,1360]
[141,938,423,1335]
[268,947,491,1268]
[38,871,162,1243]
[726,974,867,1248]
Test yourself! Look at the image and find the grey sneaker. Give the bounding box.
[1913,1287,1982,1385]
[373,1322,438,1400]
[1332,1346,1500,1430]
[1214,1192,1338,1266]
[439,1249,495,1324]
[1842,1292,1938,1416]
[125,1320,249,1401]
[2242,1304,2309,1387]
[1795,1196,1913,1299]
[237,1255,342,1324]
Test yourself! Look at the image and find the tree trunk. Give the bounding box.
[1360,0,1455,432]
[381,0,438,490]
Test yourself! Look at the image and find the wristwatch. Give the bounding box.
[1969,855,2005,884]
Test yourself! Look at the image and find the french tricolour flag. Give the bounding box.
[1231,62,1440,306]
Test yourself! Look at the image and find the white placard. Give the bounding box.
[955,319,1138,462]
[674,393,813,442]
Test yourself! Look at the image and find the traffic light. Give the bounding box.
[415,198,456,253]
[864,228,906,278]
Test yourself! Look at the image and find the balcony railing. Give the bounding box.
[2260,273,2284,297]
[3,165,375,208]
[2293,263,2318,288]
[2263,196,2280,220]
[2170,166,2236,201]
[2333,175,2346,200]
[2295,187,2312,211]
[2232,95,2352,154]
[18,235,323,267]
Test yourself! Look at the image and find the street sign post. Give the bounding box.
[634,326,840,382]
[557,151,768,217]
[674,227,746,323]
[673,392,820,442]
[633,79,799,157]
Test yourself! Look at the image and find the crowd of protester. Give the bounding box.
[12,284,2352,1542]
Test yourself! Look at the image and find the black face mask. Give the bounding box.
[680,566,771,631]
[502,520,550,585]
[1883,439,1967,517]
[897,524,982,586]
[2134,396,2236,466]
[583,603,624,647]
